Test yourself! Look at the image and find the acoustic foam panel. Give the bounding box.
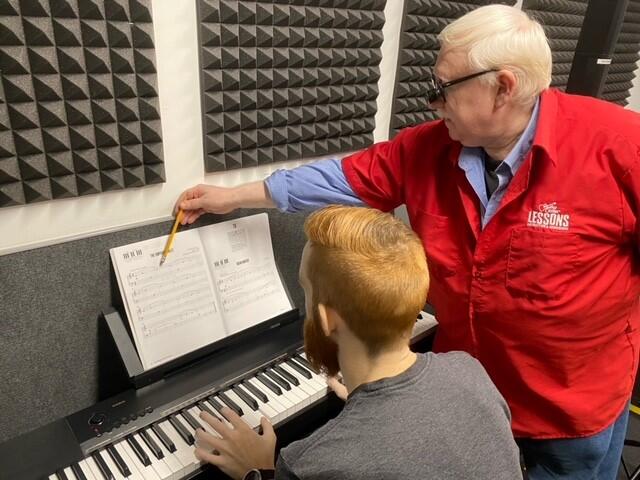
[389,0,516,138]
[0,0,164,208]
[601,0,640,106]
[196,0,386,173]
[522,0,588,93]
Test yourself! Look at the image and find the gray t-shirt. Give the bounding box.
[275,352,522,479]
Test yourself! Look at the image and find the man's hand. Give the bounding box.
[195,407,276,480]
[327,376,348,401]
[174,184,238,224]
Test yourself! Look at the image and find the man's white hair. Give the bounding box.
[438,4,552,106]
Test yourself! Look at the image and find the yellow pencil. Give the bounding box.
[159,209,184,266]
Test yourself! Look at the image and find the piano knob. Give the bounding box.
[88,413,106,426]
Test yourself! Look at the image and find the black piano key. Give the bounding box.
[218,391,244,416]
[265,369,292,391]
[257,372,283,395]
[92,451,115,480]
[233,385,259,411]
[208,396,226,414]
[197,400,217,417]
[127,435,151,467]
[71,463,88,480]
[243,380,269,403]
[140,428,164,460]
[106,444,131,477]
[287,359,313,379]
[295,354,313,370]
[55,469,68,480]
[181,409,203,431]
[151,423,176,453]
[274,364,300,386]
[169,415,195,445]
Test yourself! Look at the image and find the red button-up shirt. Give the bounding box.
[342,89,640,439]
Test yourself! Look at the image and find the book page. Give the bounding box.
[199,213,293,335]
[110,229,226,370]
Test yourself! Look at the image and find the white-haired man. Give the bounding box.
[177,5,640,479]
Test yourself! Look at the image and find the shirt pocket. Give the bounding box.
[506,228,580,300]
[413,210,460,278]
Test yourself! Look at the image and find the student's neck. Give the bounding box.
[339,340,417,395]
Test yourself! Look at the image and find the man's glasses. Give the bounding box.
[426,69,498,109]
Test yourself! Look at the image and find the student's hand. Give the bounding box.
[174,184,239,224]
[195,408,276,480]
[327,376,348,401]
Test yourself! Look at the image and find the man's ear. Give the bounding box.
[317,303,337,337]
[494,69,517,109]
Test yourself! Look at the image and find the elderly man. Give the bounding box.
[194,206,521,479]
[177,5,640,479]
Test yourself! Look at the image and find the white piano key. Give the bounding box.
[63,466,77,480]
[118,439,161,480]
[224,389,262,429]
[247,378,291,420]
[133,432,174,480]
[188,406,221,438]
[49,475,58,480]
[237,383,279,423]
[99,448,127,480]
[78,459,98,480]
[205,398,234,429]
[279,363,324,401]
[146,427,184,478]
[84,456,107,480]
[159,420,201,473]
[112,442,146,480]
[251,377,297,415]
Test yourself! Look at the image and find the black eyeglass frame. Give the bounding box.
[426,69,498,108]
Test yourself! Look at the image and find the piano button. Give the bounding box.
[180,409,202,432]
[56,469,69,480]
[225,390,262,429]
[273,365,300,386]
[286,359,313,379]
[147,427,184,475]
[243,380,268,403]
[218,391,244,417]
[169,415,195,445]
[117,440,158,480]
[92,451,115,480]
[71,463,88,480]
[151,423,176,453]
[132,433,173,480]
[264,369,291,391]
[295,354,313,369]
[106,444,131,478]
[233,385,259,411]
[139,428,164,460]
[126,435,151,467]
[256,373,282,395]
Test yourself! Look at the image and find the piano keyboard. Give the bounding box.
[45,311,437,480]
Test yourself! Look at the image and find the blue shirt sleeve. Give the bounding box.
[264,158,364,213]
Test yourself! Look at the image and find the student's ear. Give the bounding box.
[317,303,337,337]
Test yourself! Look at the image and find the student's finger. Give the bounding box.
[195,446,226,467]
[259,417,275,440]
[220,407,250,431]
[200,410,233,438]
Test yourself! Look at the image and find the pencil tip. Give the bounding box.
[159,257,165,267]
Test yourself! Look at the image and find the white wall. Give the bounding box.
[0,0,405,255]
[626,59,640,112]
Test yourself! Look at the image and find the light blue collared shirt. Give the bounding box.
[265,99,540,226]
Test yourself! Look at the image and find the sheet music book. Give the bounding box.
[109,213,293,371]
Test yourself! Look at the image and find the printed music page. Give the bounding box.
[110,229,226,370]
[198,213,293,335]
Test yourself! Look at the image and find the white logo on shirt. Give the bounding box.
[527,202,570,231]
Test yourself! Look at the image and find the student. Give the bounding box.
[193,206,521,479]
